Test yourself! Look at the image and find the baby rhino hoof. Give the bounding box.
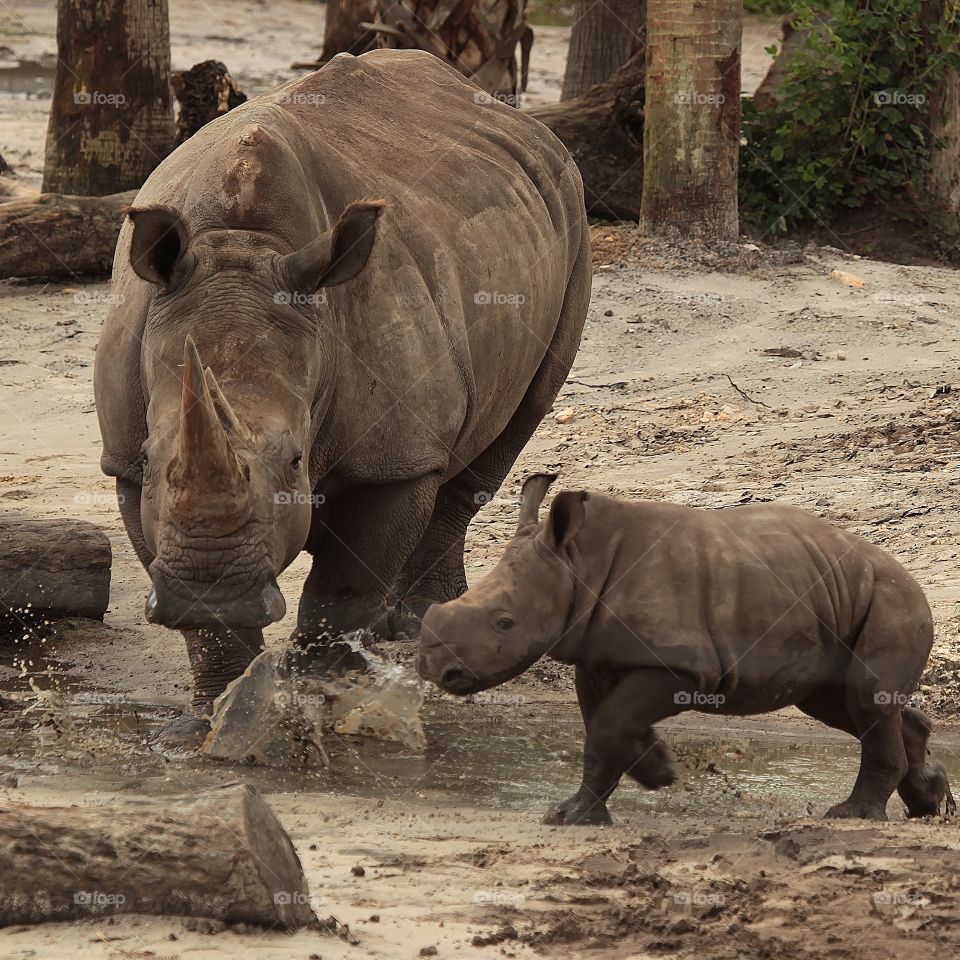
[824,799,888,821]
[623,735,676,790]
[542,792,613,827]
[150,712,210,752]
[899,762,956,818]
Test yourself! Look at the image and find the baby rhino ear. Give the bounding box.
[542,490,588,552]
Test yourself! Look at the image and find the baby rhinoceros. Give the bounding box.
[417,474,955,825]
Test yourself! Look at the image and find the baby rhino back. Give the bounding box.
[566,497,930,703]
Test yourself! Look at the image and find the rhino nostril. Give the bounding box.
[440,667,473,693]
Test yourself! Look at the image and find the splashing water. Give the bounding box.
[203,635,426,768]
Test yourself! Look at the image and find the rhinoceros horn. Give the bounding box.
[517,473,558,532]
[177,335,244,488]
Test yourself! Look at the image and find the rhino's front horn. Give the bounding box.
[177,335,244,488]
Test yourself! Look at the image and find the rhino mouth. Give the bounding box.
[145,570,286,628]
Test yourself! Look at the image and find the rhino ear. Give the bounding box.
[517,472,557,532]
[541,490,588,552]
[282,198,386,293]
[128,206,192,290]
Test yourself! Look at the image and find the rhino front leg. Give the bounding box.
[543,664,624,826]
[588,668,699,790]
[294,474,442,648]
[152,625,264,750]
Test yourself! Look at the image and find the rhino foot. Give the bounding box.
[542,791,613,827]
[899,761,956,817]
[150,712,210,752]
[824,799,888,821]
[620,735,676,790]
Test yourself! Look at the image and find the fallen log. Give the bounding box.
[0,190,136,280]
[0,783,317,928]
[527,50,645,220]
[0,517,111,623]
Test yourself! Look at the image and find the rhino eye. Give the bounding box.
[494,616,514,633]
[291,454,303,470]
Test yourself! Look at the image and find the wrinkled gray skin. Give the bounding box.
[419,475,955,824]
[93,52,590,747]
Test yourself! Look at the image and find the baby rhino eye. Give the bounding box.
[495,616,514,632]
[291,454,303,470]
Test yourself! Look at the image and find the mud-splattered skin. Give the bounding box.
[419,474,955,824]
[94,52,591,747]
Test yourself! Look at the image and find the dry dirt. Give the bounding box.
[4,4,960,960]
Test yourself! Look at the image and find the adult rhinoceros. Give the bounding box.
[94,50,591,746]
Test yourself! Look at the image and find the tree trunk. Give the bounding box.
[374,0,532,105]
[529,50,645,219]
[0,784,316,929]
[561,0,644,101]
[640,0,742,239]
[172,61,247,145]
[923,1,960,237]
[0,190,135,280]
[0,517,111,623]
[42,0,175,195]
[321,0,379,61]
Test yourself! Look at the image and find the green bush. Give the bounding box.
[743,0,793,14]
[740,0,960,235]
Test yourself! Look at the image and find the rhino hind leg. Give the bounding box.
[396,233,590,630]
[898,706,956,817]
[799,687,908,820]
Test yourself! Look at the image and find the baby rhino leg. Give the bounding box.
[899,706,956,817]
[588,668,698,790]
[543,665,622,826]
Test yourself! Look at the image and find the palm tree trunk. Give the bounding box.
[375,0,532,104]
[42,0,175,196]
[640,0,742,239]
[561,0,644,101]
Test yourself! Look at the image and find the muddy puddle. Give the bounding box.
[3,636,959,819]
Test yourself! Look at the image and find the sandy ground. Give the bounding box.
[5,5,960,959]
